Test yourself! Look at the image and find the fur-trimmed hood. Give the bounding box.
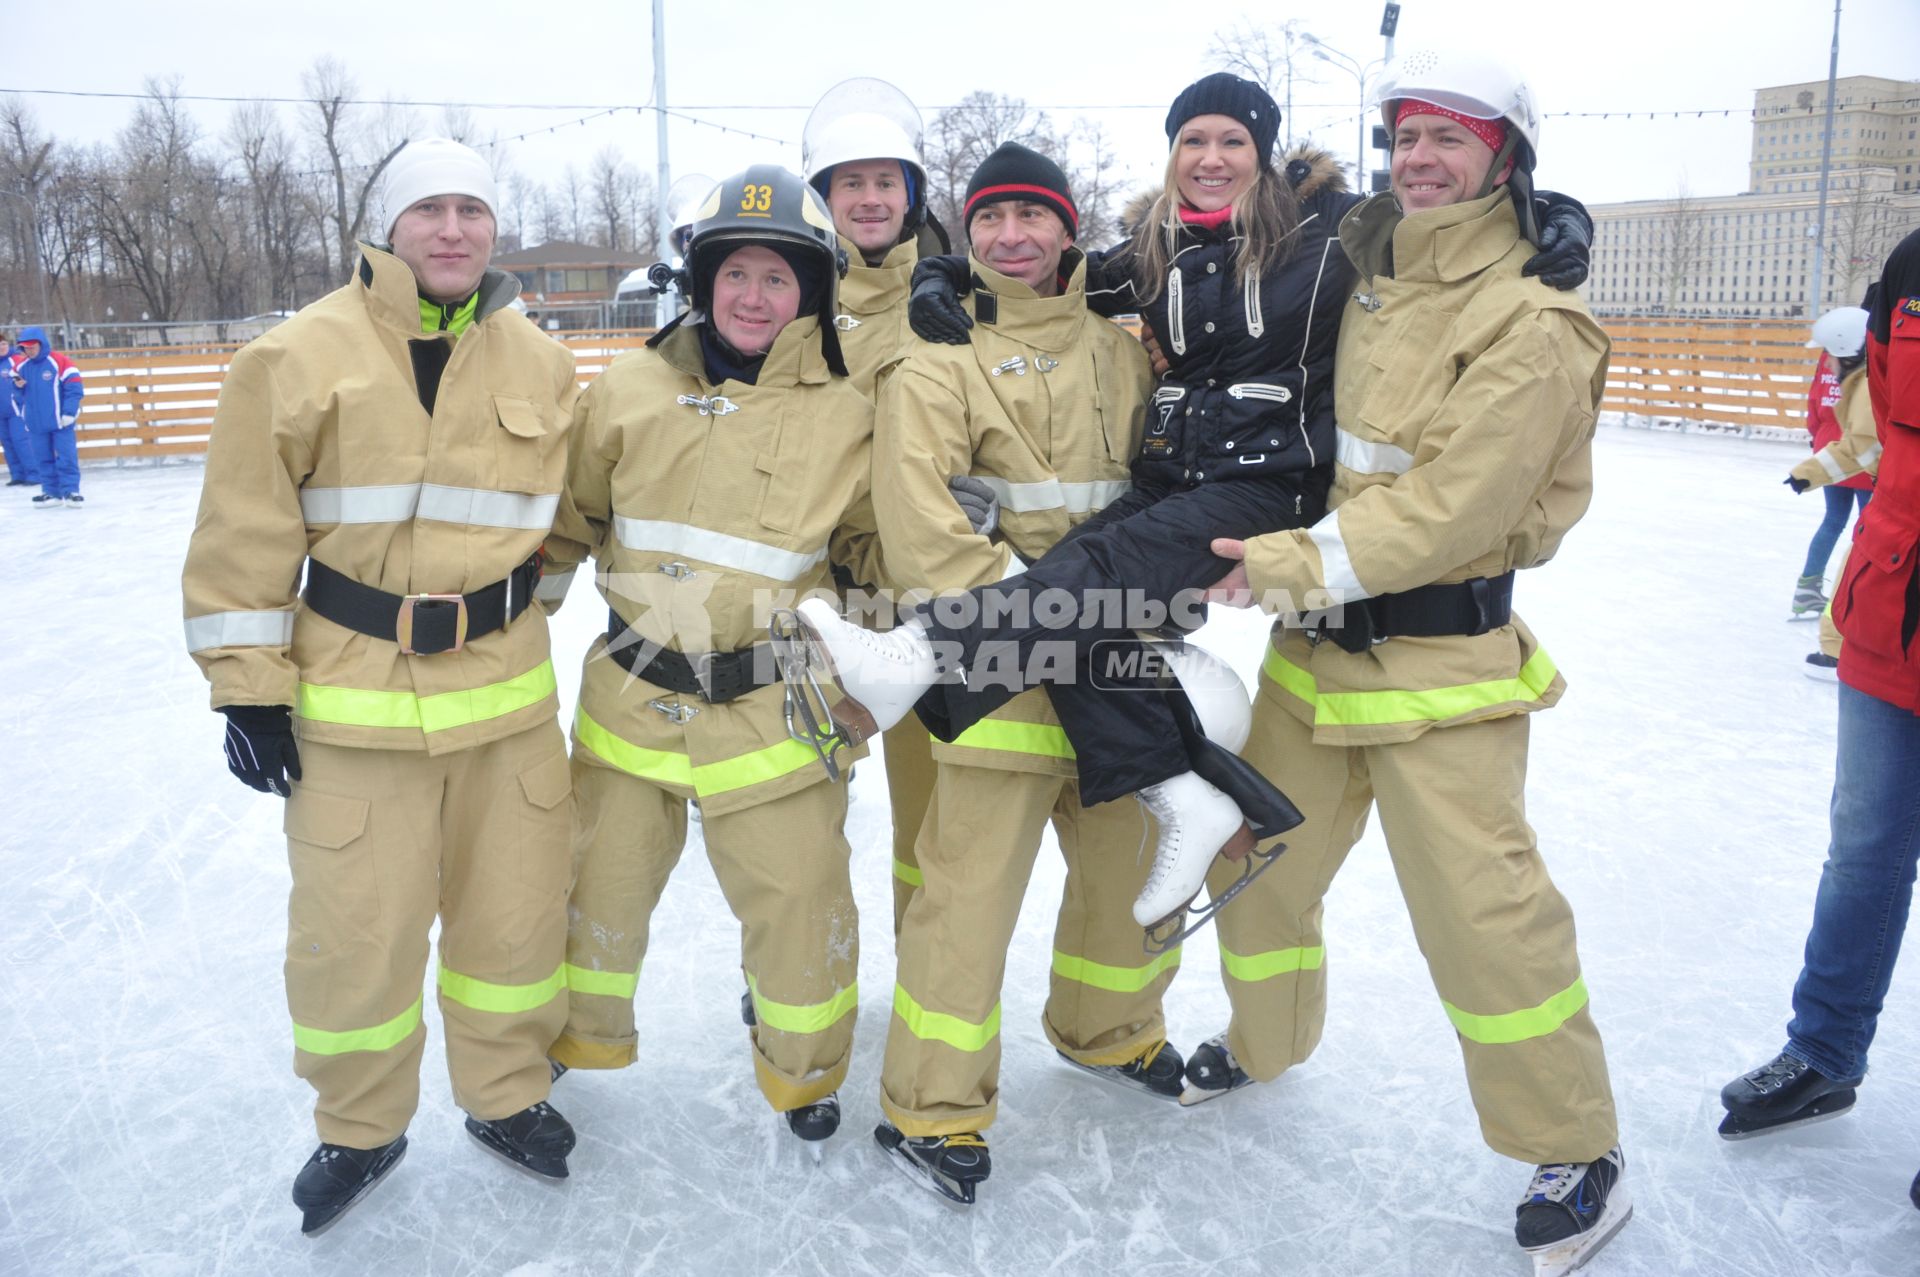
[1119,144,1348,235]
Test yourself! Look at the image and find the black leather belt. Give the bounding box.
[606,610,776,704]
[303,554,542,655]
[1309,572,1514,655]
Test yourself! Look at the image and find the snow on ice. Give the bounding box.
[1,424,1915,1276]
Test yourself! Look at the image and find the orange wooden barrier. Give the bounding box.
[31,317,1820,465]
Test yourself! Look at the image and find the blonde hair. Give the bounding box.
[1127,146,1301,307]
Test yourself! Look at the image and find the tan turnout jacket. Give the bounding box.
[834,222,945,398]
[874,255,1150,775]
[546,318,882,815]
[1792,364,1883,489]
[182,246,579,755]
[1243,189,1607,746]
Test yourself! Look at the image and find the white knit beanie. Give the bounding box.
[381,138,499,240]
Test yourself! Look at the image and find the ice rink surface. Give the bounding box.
[2,424,1915,1276]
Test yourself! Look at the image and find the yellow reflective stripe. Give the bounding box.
[947,717,1077,759]
[292,995,422,1056]
[437,962,566,1014]
[745,972,858,1035]
[891,983,999,1053]
[1261,645,1558,727]
[298,660,557,733]
[564,962,639,999]
[575,707,822,797]
[1052,945,1182,993]
[892,856,924,887]
[1443,976,1589,1046]
[1219,942,1325,982]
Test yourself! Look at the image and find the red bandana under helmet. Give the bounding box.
[1395,99,1509,153]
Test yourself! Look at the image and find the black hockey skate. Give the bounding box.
[1178,1032,1256,1106]
[291,1135,408,1236]
[1718,1051,1859,1140]
[1056,1039,1185,1100]
[464,1101,576,1180]
[1515,1147,1631,1276]
[874,1123,990,1204]
[786,1093,841,1162]
[741,987,757,1026]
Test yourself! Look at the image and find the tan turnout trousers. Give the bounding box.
[883,724,937,933]
[553,753,859,1112]
[285,721,572,1148]
[1211,705,1618,1164]
[881,761,1178,1138]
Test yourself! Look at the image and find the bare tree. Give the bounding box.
[1066,120,1125,249]
[1655,181,1707,313]
[923,93,1072,244]
[589,146,640,250]
[300,57,408,275]
[1825,173,1902,307]
[558,165,584,244]
[1206,17,1323,137]
[83,78,208,321]
[0,96,60,319]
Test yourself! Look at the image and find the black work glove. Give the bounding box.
[1523,194,1593,291]
[220,705,302,797]
[1785,475,1811,494]
[909,255,974,345]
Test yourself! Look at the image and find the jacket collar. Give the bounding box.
[355,243,524,335]
[658,314,830,390]
[1340,189,1518,287]
[966,250,1088,353]
[837,234,918,317]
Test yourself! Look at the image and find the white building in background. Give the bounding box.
[1587,75,1920,319]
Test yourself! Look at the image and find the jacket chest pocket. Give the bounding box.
[1355,308,1451,437]
[493,393,552,494]
[1890,314,1920,431]
[753,406,814,537]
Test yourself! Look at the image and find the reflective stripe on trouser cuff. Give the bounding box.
[293,994,423,1056]
[1443,976,1588,1046]
[184,609,294,652]
[892,983,999,1053]
[946,718,1076,759]
[574,707,821,797]
[1052,946,1181,993]
[298,660,558,733]
[892,857,924,887]
[745,972,858,1036]
[564,961,640,999]
[1261,644,1558,727]
[1219,943,1325,983]
[436,963,566,1014]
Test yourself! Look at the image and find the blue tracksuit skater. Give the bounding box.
[12,326,83,504]
[0,344,34,487]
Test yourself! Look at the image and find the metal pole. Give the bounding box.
[1809,0,1842,314]
[651,0,674,321]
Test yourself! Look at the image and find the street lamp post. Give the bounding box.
[1303,35,1385,190]
[0,188,50,324]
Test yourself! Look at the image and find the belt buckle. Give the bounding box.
[397,593,468,655]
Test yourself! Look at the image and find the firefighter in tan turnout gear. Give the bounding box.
[860,143,1188,1204]
[544,167,883,1151]
[181,139,582,1235]
[1205,51,1630,1277]
[801,77,954,931]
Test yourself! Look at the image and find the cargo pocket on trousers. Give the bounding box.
[284,789,377,956]
[517,748,575,900]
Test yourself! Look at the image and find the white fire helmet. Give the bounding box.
[803,77,929,228]
[665,173,717,257]
[1807,306,1869,358]
[1374,48,1541,170]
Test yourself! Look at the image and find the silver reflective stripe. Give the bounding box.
[534,567,576,602]
[973,475,1132,515]
[1335,428,1415,477]
[1309,511,1371,601]
[300,485,421,524]
[417,484,559,530]
[1815,447,1849,485]
[613,516,826,581]
[184,610,295,653]
[1859,443,1883,470]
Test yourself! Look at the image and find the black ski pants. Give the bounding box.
[915,474,1318,805]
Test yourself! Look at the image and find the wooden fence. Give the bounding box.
[23,317,1820,468]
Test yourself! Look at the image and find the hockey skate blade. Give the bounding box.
[1178,1079,1253,1107]
[299,1139,408,1237]
[875,1131,978,1206]
[1717,1089,1857,1140]
[1054,1052,1182,1102]
[463,1120,570,1182]
[1524,1192,1633,1277]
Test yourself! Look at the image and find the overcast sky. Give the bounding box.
[11,0,1917,232]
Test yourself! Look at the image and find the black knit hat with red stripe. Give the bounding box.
[1165,72,1280,169]
[963,142,1078,237]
